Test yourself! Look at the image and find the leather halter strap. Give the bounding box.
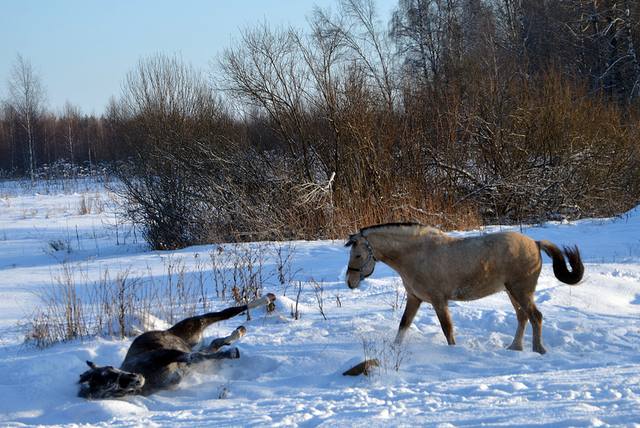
[347,238,376,280]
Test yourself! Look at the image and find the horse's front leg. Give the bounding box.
[395,294,422,344]
[188,348,241,364]
[433,300,456,345]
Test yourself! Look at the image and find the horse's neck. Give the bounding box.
[366,230,423,264]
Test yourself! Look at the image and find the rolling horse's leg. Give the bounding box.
[140,348,241,366]
[432,299,456,345]
[506,290,528,351]
[187,348,241,363]
[168,294,275,348]
[395,293,422,344]
[205,325,247,353]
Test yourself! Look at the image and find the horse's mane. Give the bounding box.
[345,222,444,246]
[360,222,443,237]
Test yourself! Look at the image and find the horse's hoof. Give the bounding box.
[233,326,247,338]
[533,346,547,355]
[507,344,523,351]
[231,348,240,359]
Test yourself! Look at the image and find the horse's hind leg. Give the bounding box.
[506,290,528,351]
[433,300,456,346]
[169,294,275,348]
[168,306,248,348]
[527,301,546,354]
[509,289,546,354]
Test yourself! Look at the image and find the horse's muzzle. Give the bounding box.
[346,274,360,289]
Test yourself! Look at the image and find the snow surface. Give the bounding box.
[1,178,639,427]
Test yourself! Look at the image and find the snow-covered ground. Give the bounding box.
[1,178,639,427]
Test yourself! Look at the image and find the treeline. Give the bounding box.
[3,0,640,248]
[0,103,121,178]
[0,56,121,178]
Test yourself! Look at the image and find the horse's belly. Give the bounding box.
[451,281,505,301]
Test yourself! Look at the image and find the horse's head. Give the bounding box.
[78,361,145,399]
[345,232,376,289]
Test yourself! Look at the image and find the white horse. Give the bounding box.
[345,223,583,354]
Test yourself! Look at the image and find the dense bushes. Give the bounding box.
[5,0,640,249]
[106,1,640,249]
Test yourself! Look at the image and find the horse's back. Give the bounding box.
[422,231,542,301]
[456,231,540,273]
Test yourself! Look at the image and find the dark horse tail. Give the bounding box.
[537,240,584,285]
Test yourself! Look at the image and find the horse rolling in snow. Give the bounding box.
[345,224,584,354]
[78,294,276,399]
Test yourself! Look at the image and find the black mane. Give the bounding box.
[345,222,425,246]
[359,222,424,234]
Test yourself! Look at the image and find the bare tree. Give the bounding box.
[317,0,397,109]
[61,101,81,169]
[7,54,46,181]
[220,24,314,181]
[391,0,464,84]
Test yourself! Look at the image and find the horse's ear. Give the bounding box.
[78,370,92,383]
[345,234,356,247]
[79,361,98,384]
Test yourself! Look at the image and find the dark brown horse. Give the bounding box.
[346,224,583,354]
[78,294,275,398]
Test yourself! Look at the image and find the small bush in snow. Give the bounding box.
[359,334,410,377]
[24,242,297,347]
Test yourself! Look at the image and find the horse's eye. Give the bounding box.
[355,255,361,258]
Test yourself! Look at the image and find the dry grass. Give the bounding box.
[360,333,410,377]
[78,193,105,215]
[24,243,297,348]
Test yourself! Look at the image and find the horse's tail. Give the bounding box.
[536,240,584,285]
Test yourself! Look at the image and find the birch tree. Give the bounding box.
[7,54,46,180]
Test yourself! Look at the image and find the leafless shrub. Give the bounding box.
[110,53,238,250]
[273,242,298,296]
[310,278,327,321]
[291,281,303,320]
[387,281,406,313]
[194,253,209,313]
[209,243,268,310]
[359,333,409,377]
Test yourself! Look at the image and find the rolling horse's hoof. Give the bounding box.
[231,326,246,340]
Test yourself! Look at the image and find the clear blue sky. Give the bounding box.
[0,0,397,115]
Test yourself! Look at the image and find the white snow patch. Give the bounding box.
[0,179,639,426]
